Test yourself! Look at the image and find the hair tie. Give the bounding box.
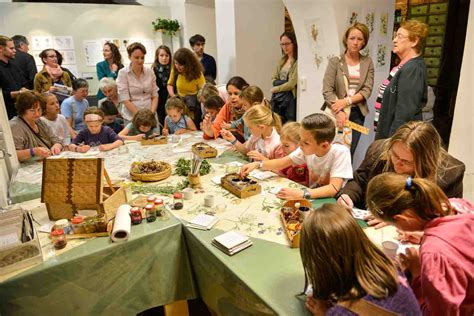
[84,114,102,122]
[405,176,412,190]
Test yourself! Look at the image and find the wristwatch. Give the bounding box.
[302,188,311,200]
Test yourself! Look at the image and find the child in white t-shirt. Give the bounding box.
[40,92,75,145]
[241,113,352,199]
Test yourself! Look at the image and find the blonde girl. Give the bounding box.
[366,173,474,315]
[279,122,308,186]
[39,92,76,144]
[221,103,283,160]
[69,107,123,153]
[300,204,420,315]
[162,96,197,136]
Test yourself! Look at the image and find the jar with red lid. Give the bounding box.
[71,216,85,234]
[130,206,143,225]
[154,198,164,216]
[145,204,156,222]
[173,192,184,210]
[146,195,156,204]
[51,229,67,250]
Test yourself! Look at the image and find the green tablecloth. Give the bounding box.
[0,215,197,315]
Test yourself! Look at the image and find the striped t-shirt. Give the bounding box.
[347,64,360,97]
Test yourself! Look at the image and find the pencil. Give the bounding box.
[331,184,351,207]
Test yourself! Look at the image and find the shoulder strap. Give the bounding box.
[337,298,400,316]
[19,117,53,148]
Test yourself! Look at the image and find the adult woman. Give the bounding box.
[300,204,420,315]
[116,42,158,125]
[167,48,205,128]
[98,77,123,132]
[322,23,374,157]
[202,76,249,140]
[96,42,123,100]
[152,45,172,128]
[9,91,62,162]
[374,19,428,139]
[34,49,72,98]
[338,121,465,213]
[271,32,297,123]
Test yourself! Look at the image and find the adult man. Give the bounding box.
[0,35,28,119]
[189,34,216,83]
[10,35,37,89]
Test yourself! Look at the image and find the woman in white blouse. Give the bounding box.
[116,42,159,125]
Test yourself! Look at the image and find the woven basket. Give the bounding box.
[130,162,172,182]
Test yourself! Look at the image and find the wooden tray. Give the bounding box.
[192,142,217,158]
[221,173,261,198]
[280,199,312,248]
[140,136,167,146]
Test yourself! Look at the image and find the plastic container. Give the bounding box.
[51,229,67,250]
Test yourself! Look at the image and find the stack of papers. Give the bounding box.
[212,231,252,256]
[248,170,278,180]
[352,208,371,220]
[187,214,219,230]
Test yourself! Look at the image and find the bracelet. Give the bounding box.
[29,147,35,157]
[346,97,352,106]
[230,138,238,145]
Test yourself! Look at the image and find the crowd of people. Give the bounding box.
[0,19,472,315]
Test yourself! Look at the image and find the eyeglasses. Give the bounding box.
[280,42,292,47]
[390,149,414,167]
[393,33,409,40]
[47,55,57,59]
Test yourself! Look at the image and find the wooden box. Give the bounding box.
[221,173,261,198]
[140,135,167,146]
[41,158,130,221]
[280,199,312,248]
[192,142,217,159]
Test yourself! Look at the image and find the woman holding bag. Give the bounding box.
[270,32,298,123]
[322,23,374,158]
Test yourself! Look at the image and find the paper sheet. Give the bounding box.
[111,205,131,242]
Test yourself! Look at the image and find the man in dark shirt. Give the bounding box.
[189,34,217,84]
[0,35,29,119]
[10,35,37,89]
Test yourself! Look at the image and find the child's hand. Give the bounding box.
[202,114,212,129]
[175,129,186,135]
[400,247,421,279]
[77,145,90,153]
[221,122,232,130]
[51,144,62,155]
[220,129,235,142]
[240,162,260,177]
[162,128,169,136]
[247,150,267,161]
[133,134,145,141]
[397,229,423,244]
[276,188,303,200]
[364,213,389,229]
[99,144,109,151]
[337,194,354,210]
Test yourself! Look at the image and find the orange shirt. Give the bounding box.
[203,101,243,140]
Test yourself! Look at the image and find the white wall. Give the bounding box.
[0,3,170,94]
[449,1,474,200]
[215,0,237,85]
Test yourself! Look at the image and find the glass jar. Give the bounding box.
[71,216,86,234]
[84,217,97,234]
[145,204,156,222]
[95,214,108,232]
[130,206,143,225]
[173,192,184,210]
[146,195,156,205]
[51,229,67,250]
[54,219,72,235]
[154,198,164,216]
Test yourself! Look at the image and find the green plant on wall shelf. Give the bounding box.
[152,18,180,36]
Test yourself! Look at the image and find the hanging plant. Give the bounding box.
[152,18,180,36]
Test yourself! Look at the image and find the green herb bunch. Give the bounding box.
[175,158,211,176]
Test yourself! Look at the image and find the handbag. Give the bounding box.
[271,79,294,111]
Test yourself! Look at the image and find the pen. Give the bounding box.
[331,184,350,207]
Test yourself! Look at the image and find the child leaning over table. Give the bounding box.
[119,108,159,141]
[240,113,352,199]
[278,122,309,187]
[39,92,76,145]
[162,96,197,136]
[221,102,284,161]
[69,107,123,153]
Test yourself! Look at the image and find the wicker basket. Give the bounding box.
[130,161,172,182]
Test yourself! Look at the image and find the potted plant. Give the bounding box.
[152,18,180,36]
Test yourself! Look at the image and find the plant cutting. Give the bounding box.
[152,18,180,36]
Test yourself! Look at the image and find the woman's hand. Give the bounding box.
[50,144,62,155]
[111,64,119,73]
[337,194,354,210]
[397,229,423,244]
[336,111,347,129]
[331,99,347,113]
[276,188,303,200]
[247,150,267,161]
[221,122,232,130]
[220,129,235,142]
[240,161,260,177]
[305,296,331,316]
[175,129,187,135]
[76,145,90,153]
[48,86,57,93]
[162,128,169,136]
[34,147,51,158]
[400,247,421,279]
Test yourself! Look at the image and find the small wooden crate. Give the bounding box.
[280,199,311,248]
[41,158,130,221]
[192,142,217,158]
[221,173,261,198]
[140,135,167,146]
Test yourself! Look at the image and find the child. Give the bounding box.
[203,95,224,123]
[220,103,284,160]
[366,173,474,315]
[119,109,159,141]
[60,78,90,132]
[162,96,197,136]
[222,86,266,141]
[241,113,352,200]
[39,92,76,145]
[300,204,420,315]
[279,122,309,186]
[152,45,172,128]
[69,107,123,153]
[99,99,123,133]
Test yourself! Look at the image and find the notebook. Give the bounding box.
[186,214,219,230]
[212,231,252,256]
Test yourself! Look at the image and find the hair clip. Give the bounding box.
[405,176,412,190]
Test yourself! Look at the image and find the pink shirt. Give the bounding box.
[412,214,474,316]
[245,128,283,160]
[117,65,158,121]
